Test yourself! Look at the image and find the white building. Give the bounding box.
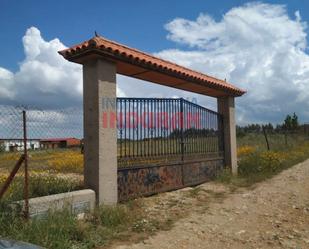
[0,139,40,152]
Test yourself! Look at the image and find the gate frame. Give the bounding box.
[59,35,245,205]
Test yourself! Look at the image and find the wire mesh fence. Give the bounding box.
[0,105,84,207]
[237,124,309,152]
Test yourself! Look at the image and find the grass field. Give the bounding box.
[1,132,309,248]
[220,131,309,187]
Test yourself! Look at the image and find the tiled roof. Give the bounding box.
[59,36,246,97]
[40,138,80,142]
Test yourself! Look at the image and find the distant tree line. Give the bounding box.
[169,128,219,139]
[237,113,301,137]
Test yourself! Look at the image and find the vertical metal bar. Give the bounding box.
[185,101,189,154]
[143,100,146,157]
[211,112,213,152]
[176,99,180,155]
[189,102,192,154]
[188,102,191,154]
[140,100,142,157]
[129,99,132,157]
[152,99,155,157]
[135,99,137,157]
[138,99,141,157]
[120,99,123,158]
[116,99,122,159]
[180,99,185,186]
[170,99,173,155]
[212,113,215,152]
[22,110,29,219]
[180,98,184,161]
[215,112,218,152]
[124,99,127,158]
[177,99,179,156]
[132,99,136,157]
[157,99,160,157]
[147,100,150,157]
[205,110,207,153]
[154,99,157,157]
[190,104,192,153]
[171,100,174,154]
[159,99,161,156]
[184,101,187,154]
[167,99,170,155]
[206,109,209,153]
[140,99,142,157]
[149,99,152,157]
[164,100,167,156]
[198,106,201,154]
[200,108,202,154]
[194,105,196,154]
[201,107,203,153]
[157,99,159,157]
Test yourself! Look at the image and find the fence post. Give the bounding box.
[22,110,29,219]
[262,126,270,151]
[180,98,184,161]
[180,98,185,185]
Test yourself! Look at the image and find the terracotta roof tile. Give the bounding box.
[59,36,246,97]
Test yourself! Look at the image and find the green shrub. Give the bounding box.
[0,208,87,249]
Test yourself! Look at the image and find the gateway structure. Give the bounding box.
[59,35,245,204]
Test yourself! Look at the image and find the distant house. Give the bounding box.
[40,138,81,149]
[0,139,40,152]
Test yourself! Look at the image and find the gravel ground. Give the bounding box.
[112,160,309,249]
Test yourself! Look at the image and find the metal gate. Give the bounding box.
[116,98,224,167]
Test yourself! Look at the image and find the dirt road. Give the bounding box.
[113,160,309,249]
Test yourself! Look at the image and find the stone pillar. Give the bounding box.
[83,58,118,205]
[217,97,237,174]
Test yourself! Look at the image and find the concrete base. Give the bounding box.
[18,189,96,218]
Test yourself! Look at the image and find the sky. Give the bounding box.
[0,0,309,125]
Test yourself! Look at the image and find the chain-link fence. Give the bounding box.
[237,124,309,151]
[0,105,84,215]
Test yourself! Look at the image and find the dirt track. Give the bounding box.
[113,160,309,249]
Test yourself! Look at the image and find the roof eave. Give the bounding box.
[58,38,246,97]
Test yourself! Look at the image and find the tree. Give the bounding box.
[283,113,298,131]
[284,114,293,131]
[291,112,299,130]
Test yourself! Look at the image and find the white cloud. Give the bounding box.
[0,27,124,108]
[156,2,309,124]
[0,68,14,99]
[0,27,82,108]
[1,2,309,125]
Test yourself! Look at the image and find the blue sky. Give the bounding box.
[1,0,308,71]
[1,1,309,124]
